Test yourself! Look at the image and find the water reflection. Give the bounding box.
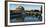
[10,12,42,23]
[24,15,42,22]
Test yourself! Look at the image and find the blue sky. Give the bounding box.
[9,4,41,10]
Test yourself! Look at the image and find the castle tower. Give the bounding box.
[16,6,24,11]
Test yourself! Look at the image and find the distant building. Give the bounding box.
[16,6,24,11]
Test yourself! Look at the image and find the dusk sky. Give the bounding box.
[9,4,41,10]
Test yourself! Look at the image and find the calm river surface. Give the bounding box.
[10,15,41,23]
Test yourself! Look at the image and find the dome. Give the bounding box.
[16,6,24,9]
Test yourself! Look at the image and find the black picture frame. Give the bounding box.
[5,1,45,26]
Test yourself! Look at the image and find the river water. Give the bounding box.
[10,15,42,23]
[24,15,41,22]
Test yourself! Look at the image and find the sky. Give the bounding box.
[9,4,41,10]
